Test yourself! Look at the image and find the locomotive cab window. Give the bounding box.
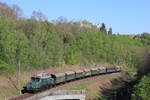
[31,77,40,82]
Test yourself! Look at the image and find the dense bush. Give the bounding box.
[0,18,65,71]
[65,30,144,67]
[0,60,16,76]
[131,76,150,100]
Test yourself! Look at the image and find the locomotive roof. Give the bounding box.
[32,72,51,79]
[40,75,51,79]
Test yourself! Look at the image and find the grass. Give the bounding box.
[0,75,29,100]
[0,86,17,100]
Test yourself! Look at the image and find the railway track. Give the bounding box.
[8,93,33,100]
[8,70,136,100]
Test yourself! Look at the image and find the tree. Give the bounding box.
[0,2,17,19]
[31,10,47,21]
[52,16,68,24]
[99,23,107,34]
[136,48,150,75]
[12,4,23,19]
[108,27,112,35]
[132,76,150,100]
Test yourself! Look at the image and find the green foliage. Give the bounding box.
[0,18,30,69]
[108,27,112,35]
[65,31,144,66]
[0,17,64,72]
[135,32,150,45]
[0,3,149,75]
[0,60,16,76]
[99,23,107,34]
[131,76,150,100]
[0,16,147,74]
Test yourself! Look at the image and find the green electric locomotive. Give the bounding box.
[21,73,54,93]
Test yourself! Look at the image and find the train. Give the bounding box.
[21,66,121,94]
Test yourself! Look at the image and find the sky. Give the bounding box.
[0,0,150,34]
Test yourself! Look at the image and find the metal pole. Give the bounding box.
[18,61,21,95]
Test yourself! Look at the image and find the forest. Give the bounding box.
[0,3,149,100]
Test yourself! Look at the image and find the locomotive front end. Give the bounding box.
[21,77,41,93]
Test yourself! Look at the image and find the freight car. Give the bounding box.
[51,72,65,84]
[83,69,91,77]
[21,66,121,93]
[65,71,75,81]
[75,70,84,79]
[91,68,99,75]
[98,67,106,74]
